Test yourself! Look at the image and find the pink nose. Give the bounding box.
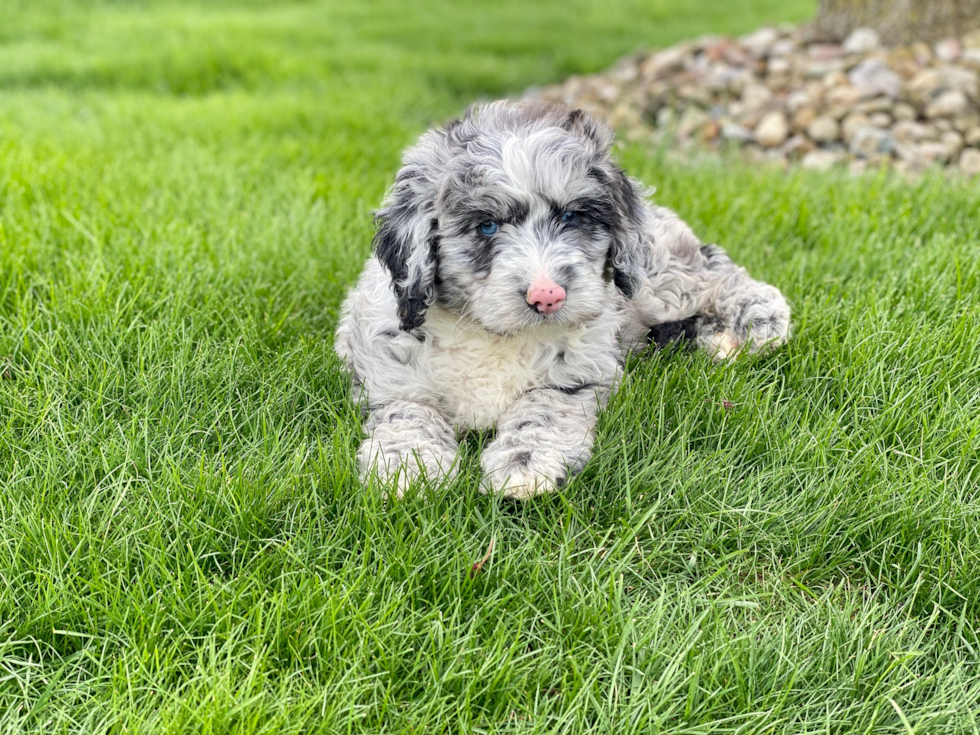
[526,278,566,315]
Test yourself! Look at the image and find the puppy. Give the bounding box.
[336,100,789,499]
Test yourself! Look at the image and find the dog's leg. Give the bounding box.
[641,207,790,361]
[481,386,603,500]
[691,244,790,361]
[358,401,459,498]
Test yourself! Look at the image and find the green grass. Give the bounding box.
[2,0,980,732]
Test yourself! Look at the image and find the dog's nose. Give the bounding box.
[526,278,566,315]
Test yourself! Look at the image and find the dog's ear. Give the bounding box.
[560,107,649,299]
[560,107,615,152]
[373,129,453,331]
[586,159,648,299]
[604,166,649,299]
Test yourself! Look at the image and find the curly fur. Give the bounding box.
[335,100,790,499]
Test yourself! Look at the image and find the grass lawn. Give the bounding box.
[3,0,980,731]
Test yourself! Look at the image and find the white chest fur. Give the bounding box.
[417,305,623,430]
[421,307,550,429]
[336,260,629,433]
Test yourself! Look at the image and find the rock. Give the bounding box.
[841,112,872,143]
[964,50,980,71]
[966,127,980,146]
[655,107,676,128]
[848,58,902,98]
[963,30,980,50]
[822,70,849,90]
[869,112,892,128]
[807,116,840,143]
[721,123,754,142]
[740,27,780,57]
[892,120,939,143]
[741,83,775,111]
[594,80,621,104]
[896,141,950,168]
[824,83,863,108]
[609,60,640,85]
[808,43,844,61]
[953,114,980,133]
[886,49,920,79]
[703,37,734,62]
[677,106,711,137]
[805,59,847,78]
[766,57,793,84]
[608,103,643,132]
[911,42,933,65]
[782,135,816,160]
[785,89,811,114]
[926,90,970,118]
[937,67,980,100]
[842,28,880,55]
[740,144,768,163]
[940,130,965,158]
[952,112,980,135]
[640,81,670,112]
[640,45,691,77]
[724,68,759,95]
[934,38,961,63]
[771,38,798,57]
[893,103,917,121]
[801,149,845,170]
[732,84,775,127]
[702,67,737,93]
[677,84,712,106]
[856,96,896,114]
[802,80,826,104]
[849,127,895,158]
[908,69,942,103]
[959,148,980,176]
[755,111,790,147]
[792,106,818,131]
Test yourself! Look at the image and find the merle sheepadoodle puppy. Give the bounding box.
[336,100,790,499]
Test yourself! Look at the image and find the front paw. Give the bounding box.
[480,445,586,500]
[358,440,457,500]
[480,467,558,500]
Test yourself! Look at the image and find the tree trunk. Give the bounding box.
[816,0,980,44]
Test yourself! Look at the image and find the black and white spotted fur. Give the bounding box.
[336,101,790,499]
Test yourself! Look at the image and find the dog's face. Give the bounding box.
[374,101,649,334]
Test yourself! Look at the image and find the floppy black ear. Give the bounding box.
[605,166,649,299]
[373,133,448,331]
[587,160,649,299]
[560,106,649,299]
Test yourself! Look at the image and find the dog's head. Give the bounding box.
[373,101,649,334]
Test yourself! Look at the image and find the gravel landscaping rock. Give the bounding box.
[526,23,980,175]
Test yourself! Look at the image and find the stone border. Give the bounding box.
[525,24,980,176]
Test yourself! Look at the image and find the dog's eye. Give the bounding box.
[478,220,499,237]
[560,211,581,227]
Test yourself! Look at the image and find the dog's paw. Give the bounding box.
[480,468,559,500]
[480,443,587,500]
[702,330,742,362]
[358,444,457,500]
[702,326,787,362]
[702,295,790,362]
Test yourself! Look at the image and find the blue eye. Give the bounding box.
[560,211,581,227]
[478,220,499,237]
